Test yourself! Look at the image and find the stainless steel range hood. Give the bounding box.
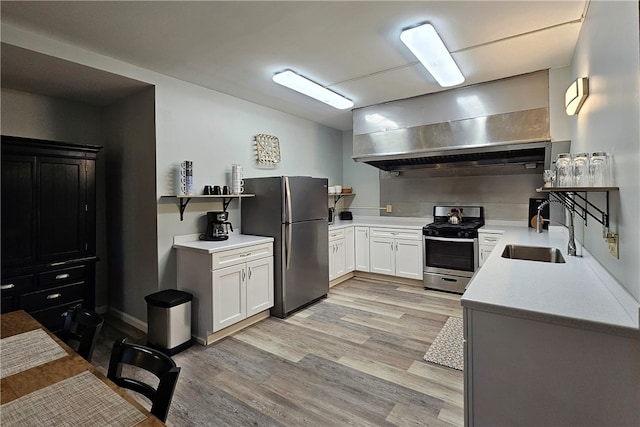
[352,107,551,171]
[352,71,553,172]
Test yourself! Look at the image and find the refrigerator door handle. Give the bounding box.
[286,223,292,270]
[285,176,292,224]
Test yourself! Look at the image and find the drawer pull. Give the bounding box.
[46,293,62,300]
[240,252,252,257]
[1,284,15,290]
[55,273,71,280]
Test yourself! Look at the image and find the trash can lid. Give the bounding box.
[145,289,193,308]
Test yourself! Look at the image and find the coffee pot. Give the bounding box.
[200,211,233,241]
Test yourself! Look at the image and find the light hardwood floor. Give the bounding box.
[92,276,464,426]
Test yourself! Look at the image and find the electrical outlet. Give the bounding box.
[605,233,619,259]
[386,204,393,213]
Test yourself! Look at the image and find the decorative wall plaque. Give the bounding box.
[254,133,281,166]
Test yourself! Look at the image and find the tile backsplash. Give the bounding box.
[380,165,543,223]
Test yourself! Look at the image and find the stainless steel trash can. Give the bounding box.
[145,289,192,355]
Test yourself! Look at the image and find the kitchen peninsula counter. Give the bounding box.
[463,226,640,337]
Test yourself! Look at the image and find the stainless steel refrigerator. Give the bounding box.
[241,176,329,318]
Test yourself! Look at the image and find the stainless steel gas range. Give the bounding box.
[422,206,484,294]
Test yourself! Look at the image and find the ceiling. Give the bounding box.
[0,1,588,131]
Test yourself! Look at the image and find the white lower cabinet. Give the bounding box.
[177,241,274,344]
[329,229,346,281]
[369,228,422,280]
[345,226,355,272]
[354,226,370,272]
[478,230,503,267]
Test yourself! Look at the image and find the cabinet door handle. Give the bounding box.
[395,242,398,251]
[1,284,15,290]
[242,269,246,281]
[248,267,252,279]
[55,273,70,280]
[46,293,62,300]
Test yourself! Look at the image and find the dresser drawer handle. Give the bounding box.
[46,293,62,300]
[1,284,15,290]
[55,273,70,280]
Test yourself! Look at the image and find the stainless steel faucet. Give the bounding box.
[536,199,577,256]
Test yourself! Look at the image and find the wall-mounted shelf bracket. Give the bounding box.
[331,193,355,208]
[536,187,618,228]
[162,194,255,221]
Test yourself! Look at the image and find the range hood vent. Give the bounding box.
[363,144,549,171]
[353,107,552,172]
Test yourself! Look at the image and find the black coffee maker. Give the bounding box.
[200,211,233,241]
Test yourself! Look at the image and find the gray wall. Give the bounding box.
[103,87,158,321]
[0,88,110,309]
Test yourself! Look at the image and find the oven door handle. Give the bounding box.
[425,236,476,243]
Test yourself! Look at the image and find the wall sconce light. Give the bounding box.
[565,77,589,115]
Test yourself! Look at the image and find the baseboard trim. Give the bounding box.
[201,310,270,345]
[330,272,354,287]
[350,271,423,288]
[108,306,147,333]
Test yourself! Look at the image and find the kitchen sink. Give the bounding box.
[501,244,566,263]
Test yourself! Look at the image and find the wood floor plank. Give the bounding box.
[92,275,464,426]
[337,354,464,409]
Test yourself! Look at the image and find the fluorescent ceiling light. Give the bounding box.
[400,23,465,87]
[565,77,589,115]
[272,70,353,110]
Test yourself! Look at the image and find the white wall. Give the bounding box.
[568,1,640,300]
[155,79,344,297]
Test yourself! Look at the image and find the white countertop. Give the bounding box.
[173,233,274,254]
[462,226,640,338]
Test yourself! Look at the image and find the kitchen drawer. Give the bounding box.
[370,227,421,241]
[30,299,83,334]
[211,243,273,270]
[478,233,502,246]
[39,265,86,288]
[20,282,85,310]
[1,274,34,294]
[329,229,345,241]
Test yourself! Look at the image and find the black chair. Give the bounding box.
[107,337,181,422]
[58,304,104,362]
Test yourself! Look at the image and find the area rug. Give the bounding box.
[423,316,464,371]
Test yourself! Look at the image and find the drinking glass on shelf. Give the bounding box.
[573,152,589,187]
[556,153,573,187]
[589,152,609,187]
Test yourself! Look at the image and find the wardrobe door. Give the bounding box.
[2,155,37,267]
[37,157,88,263]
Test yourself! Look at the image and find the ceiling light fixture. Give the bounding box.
[565,77,589,115]
[400,23,465,87]
[272,70,354,110]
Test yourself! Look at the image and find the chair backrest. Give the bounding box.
[58,304,104,362]
[107,337,181,422]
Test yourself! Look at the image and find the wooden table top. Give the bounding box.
[0,310,164,426]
